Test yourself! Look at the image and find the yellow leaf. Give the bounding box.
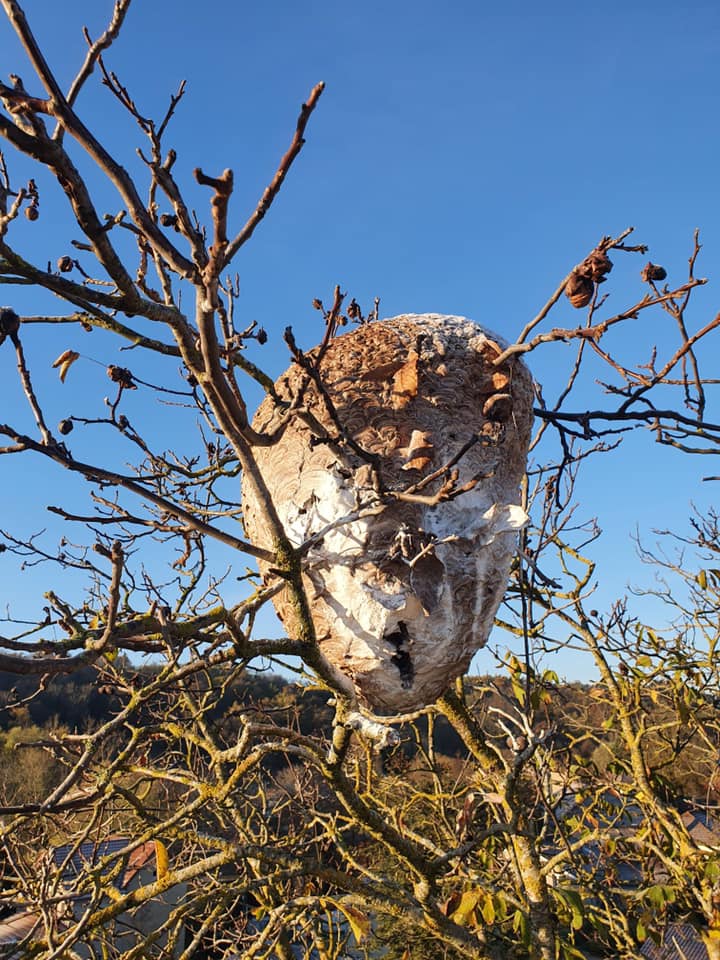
[451,889,482,925]
[698,569,708,590]
[52,349,80,383]
[328,899,370,945]
[339,904,370,945]
[480,894,496,924]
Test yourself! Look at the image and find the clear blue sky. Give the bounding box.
[1,0,719,679]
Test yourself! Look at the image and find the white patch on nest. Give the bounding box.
[273,424,529,710]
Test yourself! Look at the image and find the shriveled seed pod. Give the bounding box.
[241,314,533,713]
[0,308,20,338]
[584,250,613,282]
[106,365,137,389]
[641,262,667,283]
[565,272,594,309]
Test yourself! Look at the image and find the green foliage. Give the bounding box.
[0,722,64,804]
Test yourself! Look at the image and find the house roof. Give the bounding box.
[640,923,709,960]
[679,810,720,849]
[0,838,164,951]
[0,911,39,949]
[52,837,157,890]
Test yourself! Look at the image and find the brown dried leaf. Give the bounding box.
[400,429,433,457]
[491,370,510,391]
[441,889,463,918]
[52,349,80,383]
[401,456,432,471]
[339,904,370,945]
[391,349,419,409]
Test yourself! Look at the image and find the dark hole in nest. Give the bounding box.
[385,621,414,690]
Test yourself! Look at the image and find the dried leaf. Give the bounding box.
[400,429,433,458]
[401,456,432,472]
[491,370,510,391]
[52,350,80,383]
[391,349,419,409]
[52,349,77,369]
[479,791,504,804]
[440,889,462,917]
[400,430,433,470]
[339,904,370,945]
[321,898,370,945]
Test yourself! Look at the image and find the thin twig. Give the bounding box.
[223,82,325,265]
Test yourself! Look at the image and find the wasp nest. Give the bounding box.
[241,314,534,714]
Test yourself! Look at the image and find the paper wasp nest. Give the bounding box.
[242,315,533,714]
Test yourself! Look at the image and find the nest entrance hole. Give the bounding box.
[385,621,414,690]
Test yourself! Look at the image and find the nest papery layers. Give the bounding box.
[242,315,534,713]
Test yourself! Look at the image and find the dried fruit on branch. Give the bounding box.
[641,262,667,283]
[565,247,614,308]
[0,307,20,342]
[584,250,613,282]
[106,365,137,389]
[565,272,594,309]
[242,314,533,713]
